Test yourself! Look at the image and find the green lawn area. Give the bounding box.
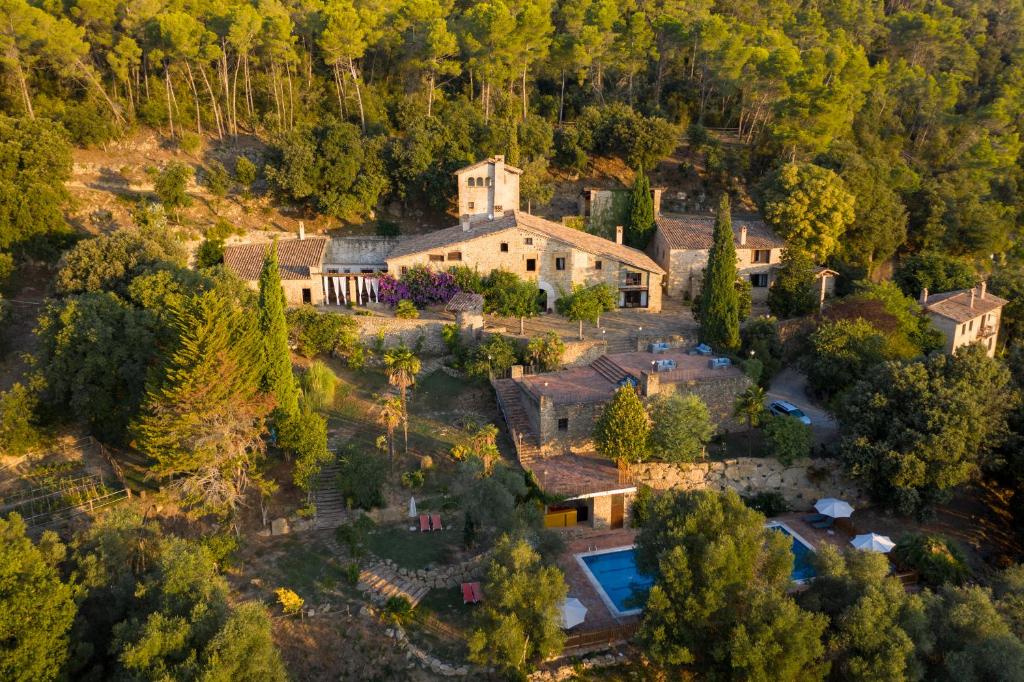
[272,536,355,598]
[417,585,478,632]
[364,524,463,569]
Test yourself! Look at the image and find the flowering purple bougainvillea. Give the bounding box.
[379,265,461,307]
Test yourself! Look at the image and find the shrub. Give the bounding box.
[234,156,258,197]
[419,455,434,470]
[337,447,387,510]
[0,383,41,456]
[376,219,400,236]
[450,265,485,293]
[379,265,460,307]
[280,406,333,491]
[892,534,969,587]
[345,562,360,586]
[335,514,374,557]
[441,323,464,359]
[763,416,812,465]
[196,238,224,267]
[526,331,565,371]
[401,470,425,489]
[202,160,231,202]
[301,360,338,409]
[285,306,358,358]
[743,491,790,517]
[383,596,413,625]
[465,334,520,378]
[394,299,419,319]
[178,131,202,154]
[276,588,304,616]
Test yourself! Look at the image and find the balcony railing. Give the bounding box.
[977,325,997,338]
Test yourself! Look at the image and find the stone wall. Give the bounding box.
[348,314,450,355]
[631,457,865,509]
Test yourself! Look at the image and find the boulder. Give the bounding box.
[271,518,290,536]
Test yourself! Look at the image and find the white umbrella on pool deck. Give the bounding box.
[815,498,854,518]
[408,496,417,518]
[560,598,588,629]
[850,533,896,553]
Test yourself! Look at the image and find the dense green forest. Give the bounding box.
[2,0,1023,283]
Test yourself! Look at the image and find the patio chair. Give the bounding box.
[811,517,835,530]
[462,583,476,604]
[431,513,443,531]
[419,514,430,532]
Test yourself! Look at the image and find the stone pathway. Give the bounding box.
[311,463,348,530]
[357,562,431,607]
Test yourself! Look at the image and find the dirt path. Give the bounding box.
[767,367,837,444]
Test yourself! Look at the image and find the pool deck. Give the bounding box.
[556,528,641,633]
[770,511,855,551]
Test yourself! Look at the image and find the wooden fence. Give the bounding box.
[562,622,638,653]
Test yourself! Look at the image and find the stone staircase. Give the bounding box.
[357,563,430,607]
[492,378,541,462]
[590,355,632,384]
[312,463,347,529]
[604,336,637,354]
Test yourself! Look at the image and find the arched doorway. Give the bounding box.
[537,280,557,313]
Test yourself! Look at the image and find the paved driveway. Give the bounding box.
[767,368,837,444]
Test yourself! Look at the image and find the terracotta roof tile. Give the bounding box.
[924,288,1008,323]
[388,211,665,275]
[223,237,328,281]
[655,213,785,251]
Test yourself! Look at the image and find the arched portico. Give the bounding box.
[537,280,557,313]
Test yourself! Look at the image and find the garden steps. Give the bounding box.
[590,355,631,384]
[603,337,636,355]
[492,379,541,462]
[312,463,347,530]
[357,564,429,607]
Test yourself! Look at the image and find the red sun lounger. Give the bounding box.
[471,582,484,603]
[431,513,443,531]
[462,582,477,604]
[419,514,430,532]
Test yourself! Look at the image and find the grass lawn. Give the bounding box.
[417,585,478,632]
[272,536,356,598]
[364,524,463,570]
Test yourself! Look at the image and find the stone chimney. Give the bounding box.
[298,221,305,240]
[920,287,929,305]
[461,215,471,232]
[615,225,623,245]
[980,281,987,300]
[970,288,976,309]
[739,225,748,247]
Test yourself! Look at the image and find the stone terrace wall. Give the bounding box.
[631,457,865,509]
[350,315,450,355]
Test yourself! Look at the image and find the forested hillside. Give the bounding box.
[2,0,1023,284]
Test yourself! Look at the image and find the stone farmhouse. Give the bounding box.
[922,282,1006,357]
[648,212,786,302]
[223,231,329,306]
[493,348,750,529]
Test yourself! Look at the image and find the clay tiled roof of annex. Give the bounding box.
[445,292,484,312]
[223,237,328,281]
[655,212,785,251]
[387,210,665,274]
[924,288,1008,323]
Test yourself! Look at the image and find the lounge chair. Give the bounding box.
[419,514,430,532]
[462,583,476,604]
[811,517,834,529]
[471,582,484,602]
[802,513,827,524]
[431,513,443,531]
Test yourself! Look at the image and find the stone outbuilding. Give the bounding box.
[648,212,785,301]
[223,233,328,305]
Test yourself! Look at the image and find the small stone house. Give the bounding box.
[453,155,521,220]
[223,234,328,305]
[385,210,665,312]
[648,213,785,301]
[922,282,1006,357]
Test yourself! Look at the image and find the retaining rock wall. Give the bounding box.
[631,457,865,508]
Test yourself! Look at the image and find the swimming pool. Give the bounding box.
[768,521,817,583]
[576,546,654,617]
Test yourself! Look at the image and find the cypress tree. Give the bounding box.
[627,168,655,247]
[258,241,299,418]
[697,194,741,351]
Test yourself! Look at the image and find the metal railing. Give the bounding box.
[563,622,638,653]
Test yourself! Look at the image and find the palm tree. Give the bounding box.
[733,385,766,456]
[383,345,420,455]
[376,395,403,467]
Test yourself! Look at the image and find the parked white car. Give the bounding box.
[768,400,812,426]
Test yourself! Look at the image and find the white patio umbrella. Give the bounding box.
[850,533,896,553]
[560,598,588,630]
[408,496,417,518]
[815,498,855,518]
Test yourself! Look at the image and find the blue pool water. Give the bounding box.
[580,548,654,614]
[770,524,817,582]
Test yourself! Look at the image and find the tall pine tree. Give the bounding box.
[134,286,272,518]
[258,241,299,418]
[697,194,741,351]
[627,168,655,247]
